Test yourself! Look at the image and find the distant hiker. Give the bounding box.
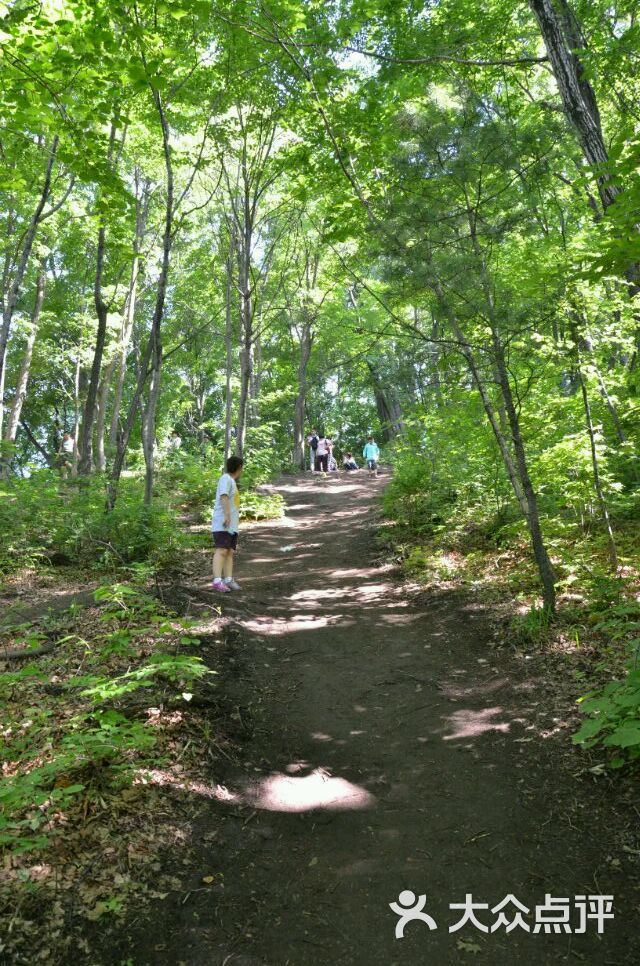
[315,432,331,474]
[211,455,243,593]
[57,433,74,478]
[168,430,182,451]
[307,428,319,472]
[343,452,358,471]
[363,436,380,477]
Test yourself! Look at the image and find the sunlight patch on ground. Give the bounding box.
[241,614,343,634]
[139,766,376,813]
[241,768,376,813]
[289,582,393,602]
[442,707,510,740]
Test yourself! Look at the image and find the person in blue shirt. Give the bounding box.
[363,436,380,477]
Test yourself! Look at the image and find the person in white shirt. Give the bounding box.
[211,455,243,593]
[58,432,75,478]
[315,432,331,474]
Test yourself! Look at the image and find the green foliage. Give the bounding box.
[510,605,554,646]
[240,490,285,522]
[0,472,184,574]
[0,582,209,854]
[574,669,640,765]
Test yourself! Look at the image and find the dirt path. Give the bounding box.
[110,473,639,965]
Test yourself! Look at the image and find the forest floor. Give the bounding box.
[3,472,640,965]
[84,469,640,966]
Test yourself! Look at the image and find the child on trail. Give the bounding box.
[343,452,358,471]
[307,429,319,472]
[315,432,331,475]
[211,455,243,593]
[363,435,380,477]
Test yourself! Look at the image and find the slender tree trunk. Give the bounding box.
[235,224,254,458]
[94,366,112,473]
[140,354,162,505]
[293,319,312,470]
[465,210,556,610]
[0,137,59,438]
[224,229,235,461]
[72,355,81,477]
[19,418,54,467]
[109,177,147,451]
[78,124,118,476]
[107,92,173,512]
[3,265,46,447]
[576,368,618,569]
[428,313,444,407]
[492,338,557,611]
[433,281,529,517]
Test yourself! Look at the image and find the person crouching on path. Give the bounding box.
[363,435,380,477]
[212,455,243,593]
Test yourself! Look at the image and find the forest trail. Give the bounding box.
[111,473,638,966]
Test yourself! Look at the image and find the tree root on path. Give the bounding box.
[1,639,58,661]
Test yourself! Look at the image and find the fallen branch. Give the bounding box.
[1,639,58,661]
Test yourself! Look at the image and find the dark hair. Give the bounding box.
[368,435,373,440]
[226,455,244,474]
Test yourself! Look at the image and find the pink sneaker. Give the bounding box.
[212,579,231,592]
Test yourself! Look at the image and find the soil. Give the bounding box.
[91,472,640,965]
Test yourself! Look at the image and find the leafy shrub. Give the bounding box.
[0,472,184,574]
[573,669,640,766]
[160,449,223,510]
[240,489,285,521]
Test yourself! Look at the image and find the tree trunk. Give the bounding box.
[107,92,173,512]
[78,123,118,476]
[235,225,254,458]
[140,351,162,505]
[293,319,312,470]
[3,265,46,447]
[465,210,556,610]
[94,364,111,473]
[576,367,618,570]
[367,361,404,443]
[109,176,148,451]
[492,337,557,611]
[0,136,59,439]
[433,281,529,518]
[224,228,235,461]
[72,355,82,477]
[528,0,619,212]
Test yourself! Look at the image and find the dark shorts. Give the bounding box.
[367,459,378,471]
[316,453,329,472]
[212,531,238,550]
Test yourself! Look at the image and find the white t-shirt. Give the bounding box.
[316,437,330,456]
[212,473,240,533]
